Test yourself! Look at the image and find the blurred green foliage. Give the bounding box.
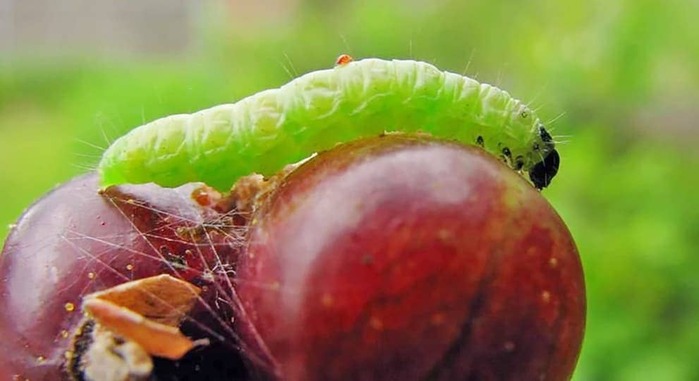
[1,0,697,379]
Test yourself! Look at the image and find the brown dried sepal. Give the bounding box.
[68,275,205,380]
[83,298,200,360]
[84,274,200,327]
[81,274,203,360]
[66,275,203,381]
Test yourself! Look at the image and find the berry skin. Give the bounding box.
[235,135,585,381]
[0,173,245,380]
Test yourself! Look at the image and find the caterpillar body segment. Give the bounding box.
[99,58,559,190]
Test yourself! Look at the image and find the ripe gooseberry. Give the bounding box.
[235,134,585,381]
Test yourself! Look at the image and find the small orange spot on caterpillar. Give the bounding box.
[335,54,354,66]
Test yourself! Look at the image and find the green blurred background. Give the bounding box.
[1,0,697,379]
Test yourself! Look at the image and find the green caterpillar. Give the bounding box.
[98,57,559,190]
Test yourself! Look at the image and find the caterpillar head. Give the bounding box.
[528,126,559,190]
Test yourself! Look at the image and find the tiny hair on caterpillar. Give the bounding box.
[98,55,560,190]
